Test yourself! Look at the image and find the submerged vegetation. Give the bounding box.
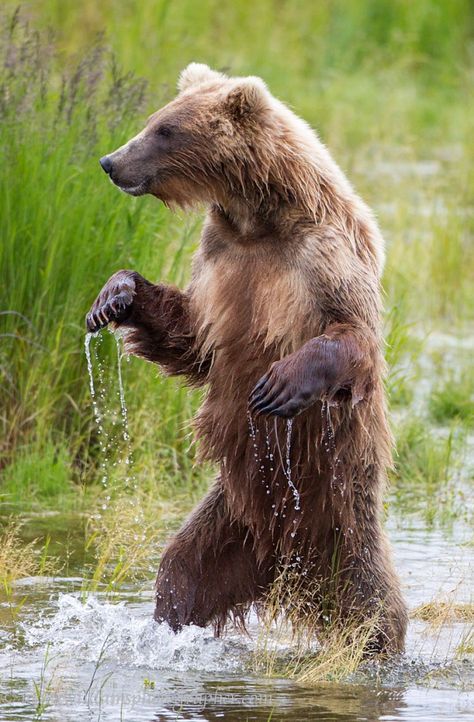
[0,1,473,708]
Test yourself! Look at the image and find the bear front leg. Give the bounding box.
[249,322,378,417]
[86,270,209,383]
[154,482,274,632]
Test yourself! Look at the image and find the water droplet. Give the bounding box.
[85,331,141,517]
[284,418,300,511]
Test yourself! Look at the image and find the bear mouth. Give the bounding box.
[117,180,148,196]
[111,176,150,197]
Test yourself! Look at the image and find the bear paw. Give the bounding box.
[86,270,137,333]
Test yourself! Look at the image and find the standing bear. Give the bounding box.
[87,63,407,653]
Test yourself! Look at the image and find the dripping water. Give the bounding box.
[85,331,139,515]
[247,411,272,496]
[85,332,110,492]
[116,335,134,489]
[284,418,301,513]
[248,411,302,518]
[321,400,343,494]
[264,420,274,470]
[264,420,279,517]
[247,410,259,464]
[114,335,143,531]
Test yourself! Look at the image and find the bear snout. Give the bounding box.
[99,155,113,175]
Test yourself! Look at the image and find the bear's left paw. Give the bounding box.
[248,357,320,418]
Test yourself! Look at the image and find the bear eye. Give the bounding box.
[156,125,172,138]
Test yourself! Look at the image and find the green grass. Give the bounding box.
[389,417,467,527]
[1,440,75,505]
[384,302,423,408]
[0,3,473,509]
[429,371,474,427]
[0,12,207,502]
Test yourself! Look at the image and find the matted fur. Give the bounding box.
[87,64,407,653]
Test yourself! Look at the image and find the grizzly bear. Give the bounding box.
[87,63,407,653]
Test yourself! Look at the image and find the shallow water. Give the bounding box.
[0,507,472,722]
[2,326,473,720]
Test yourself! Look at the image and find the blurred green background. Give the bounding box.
[1,0,473,510]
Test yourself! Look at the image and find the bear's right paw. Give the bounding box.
[85,270,137,333]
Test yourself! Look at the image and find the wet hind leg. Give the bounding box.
[154,482,274,632]
[318,529,408,655]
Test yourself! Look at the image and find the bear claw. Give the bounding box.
[86,275,136,333]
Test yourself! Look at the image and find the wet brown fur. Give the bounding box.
[89,64,408,654]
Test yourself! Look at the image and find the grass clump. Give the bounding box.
[0,520,45,591]
[252,564,386,685]
[429,371,474,427]
[456,629,474,658]
[253,607,383,685]
[412,601,474,629]
[0,519,58,625]
[296,619,382,685]
[82,491,183,594]
[390,417,464,526]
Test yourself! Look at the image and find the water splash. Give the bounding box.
[284,418,300,512]
[23,593,254,673]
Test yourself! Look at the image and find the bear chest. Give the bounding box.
[190,242,321,358]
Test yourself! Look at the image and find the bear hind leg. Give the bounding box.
[154,482,274,633]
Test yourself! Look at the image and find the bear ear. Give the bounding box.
[178,63,226,92]
[226,77,268,120]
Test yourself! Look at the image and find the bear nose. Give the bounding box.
[99,155,113,175]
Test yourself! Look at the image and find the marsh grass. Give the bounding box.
[296,619,382,685]
[0,12,205,505]
[33,643,57,721]
[252,564,387,684]
[429,371,474,428]
[253,606,382,684]
[0,519,56,591]
[456,629,474,658]
[83,504,159,594]
[0,519,58,626]
[384,304,423,408]
[389,417,466,526]
[0,441,76,506]
[412,601,474,628]
[81,489,189,595]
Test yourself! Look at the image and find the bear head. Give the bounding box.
[99,63,275,208]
